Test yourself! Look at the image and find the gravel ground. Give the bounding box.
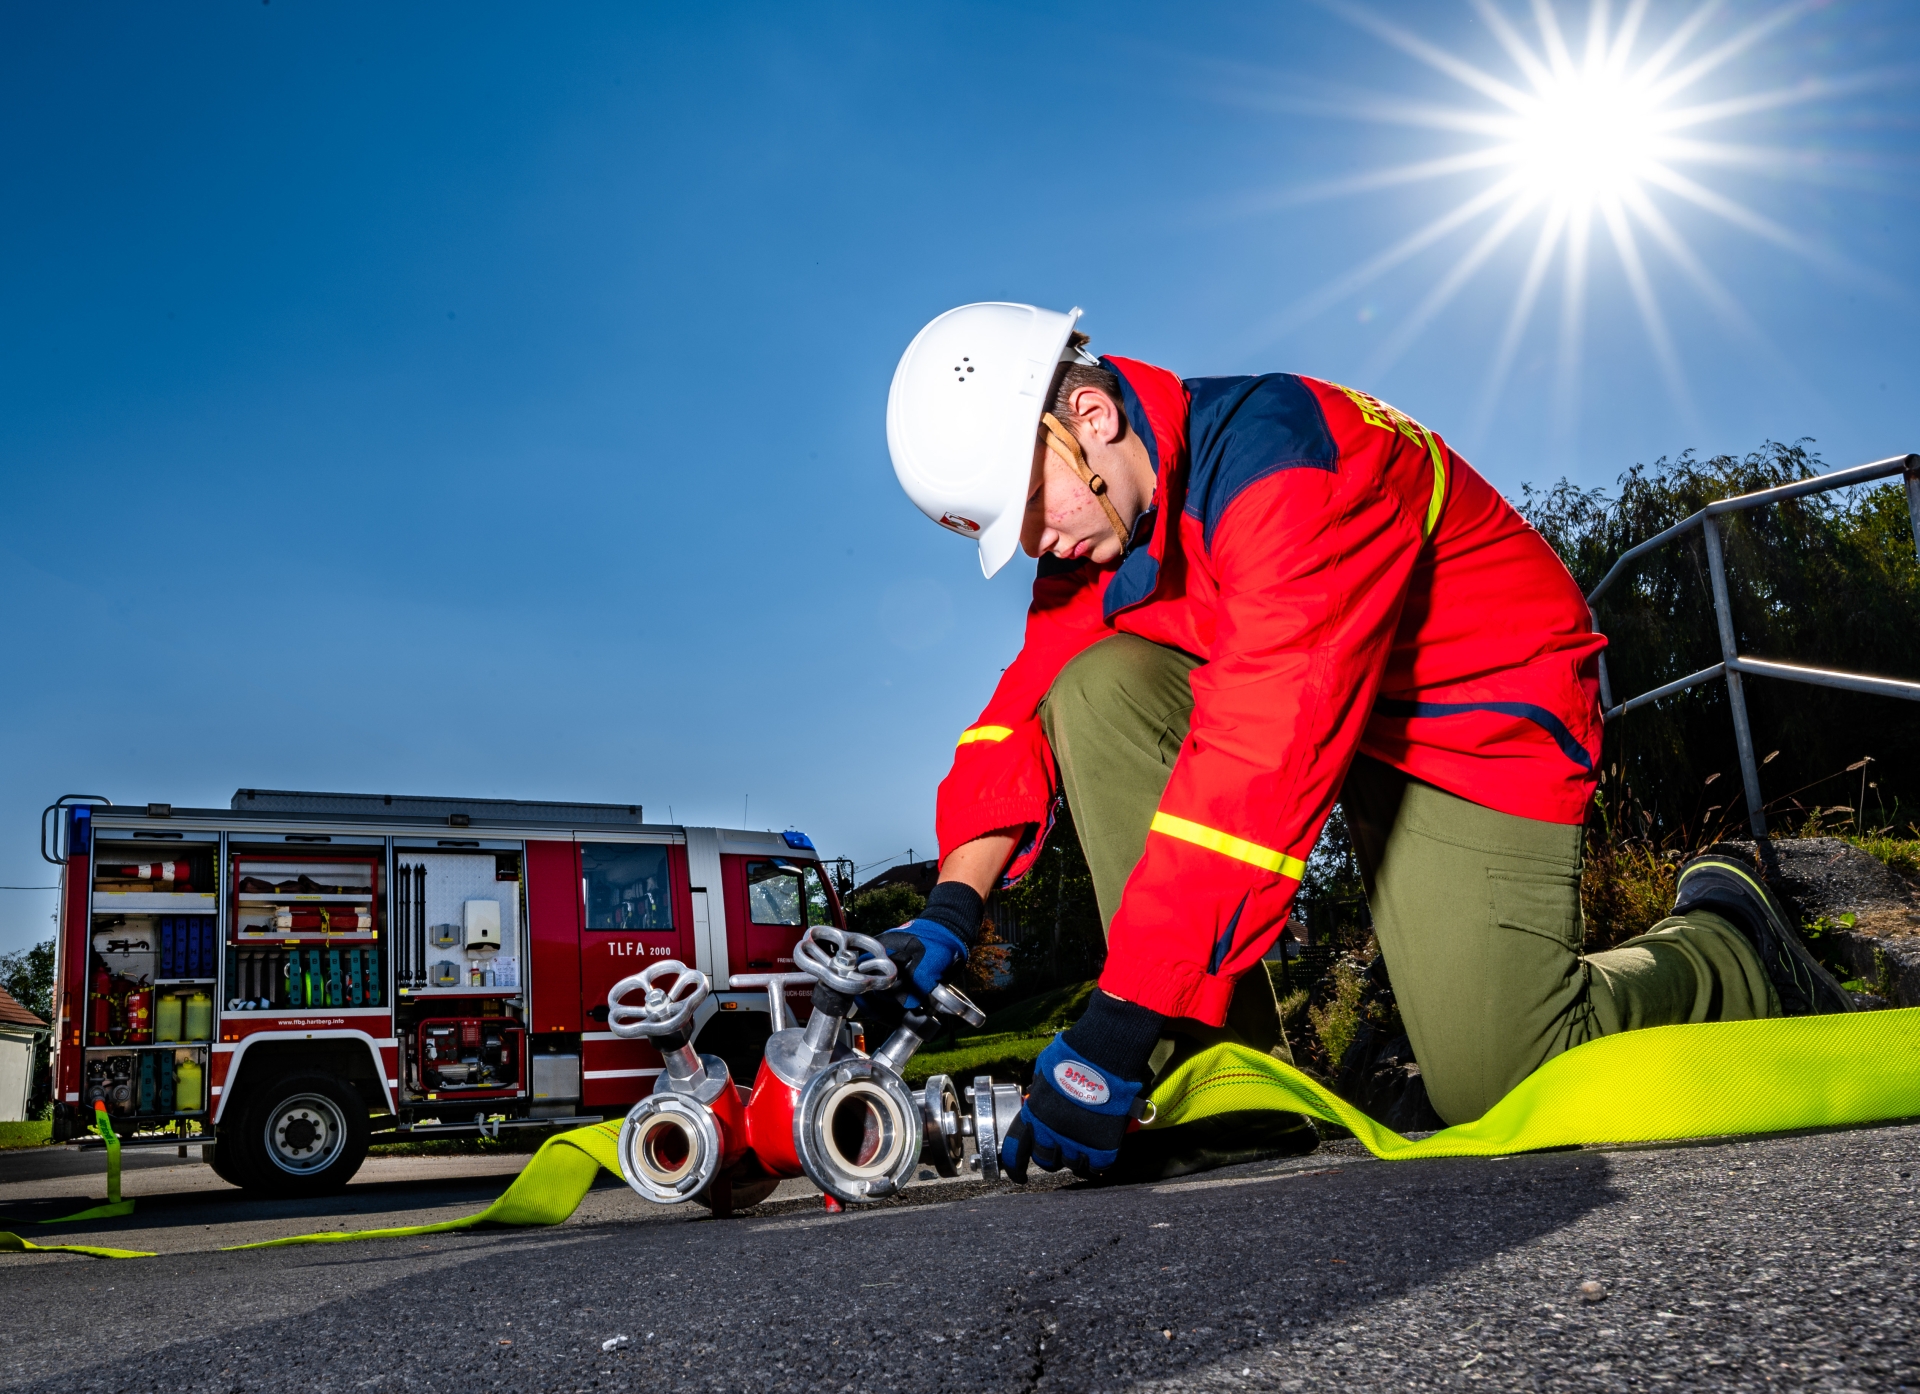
[3,1121,1917,1391]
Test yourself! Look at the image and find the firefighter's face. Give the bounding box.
[1020,436,1119,564]
[1019,387,1152,565]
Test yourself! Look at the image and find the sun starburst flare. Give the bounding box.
[1235,0,1902,461]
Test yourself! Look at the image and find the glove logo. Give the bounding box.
[1052,1059,1110,1106]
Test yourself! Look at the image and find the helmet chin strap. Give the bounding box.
[1040,412,1135,556]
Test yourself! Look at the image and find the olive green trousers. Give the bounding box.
[1040,634,1779,1125]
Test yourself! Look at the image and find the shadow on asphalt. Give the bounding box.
[0,1165,631,1236]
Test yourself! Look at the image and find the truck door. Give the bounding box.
[722,856,839,973]
[577,840,696,1108]
[525,841,583,1035]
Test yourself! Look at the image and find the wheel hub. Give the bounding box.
[266,1094,346,1174]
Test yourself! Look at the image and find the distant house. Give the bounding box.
[0,986,48,1123]
[852,860,940,900]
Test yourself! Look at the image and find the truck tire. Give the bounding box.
[207,1135,263,1192]
[233,1073,371,1197]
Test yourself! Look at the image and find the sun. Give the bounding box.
[1239,0,1895,459]
[1507,67,1661,203]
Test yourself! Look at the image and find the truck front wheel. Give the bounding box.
[234,1074,370,1197]
[207,1135,262,1191]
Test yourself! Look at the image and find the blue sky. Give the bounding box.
[3,1,1916,954]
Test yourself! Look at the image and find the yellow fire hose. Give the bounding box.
[1,1105,149,1258]
[9,1009,1919,1258]
[222,1119,626,1251]
[1141,1006,1920,1157]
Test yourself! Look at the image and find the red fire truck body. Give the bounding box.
[44,790,843,1195]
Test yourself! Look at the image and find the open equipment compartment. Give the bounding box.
[85,838,219,1123]
[392,847,528,1104]
[225,851,384,1013]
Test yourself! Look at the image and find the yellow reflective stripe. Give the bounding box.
[1149,812,1307,879]
[1422,429,1447,537]
[956,725,1014,747]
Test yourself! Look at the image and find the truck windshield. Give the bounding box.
[747,860,839,927]
[582,843,673,931]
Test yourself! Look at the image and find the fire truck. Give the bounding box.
[42,790,848,1197]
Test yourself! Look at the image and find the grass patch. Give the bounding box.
[1844,832,1920,880]
[0,1121,53,1150]
[972,979,1096,1037]
[901,979,1097,1087]
[902,1033,1051,1087]
[1583,836,1680,951]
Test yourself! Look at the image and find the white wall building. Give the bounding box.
[0,987,48,1122]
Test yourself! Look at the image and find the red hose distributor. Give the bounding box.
[610,928,1018,1213]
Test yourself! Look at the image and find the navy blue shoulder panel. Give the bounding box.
[1098,356,1160,477]
[1182,374,1338,547]
[1102,541,1160,621]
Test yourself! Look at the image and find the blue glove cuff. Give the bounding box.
[1033,1034,1143,1119]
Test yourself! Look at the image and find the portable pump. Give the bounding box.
[608,926,1022,1211]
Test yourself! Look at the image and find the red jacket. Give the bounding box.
[935,358,1605,1025]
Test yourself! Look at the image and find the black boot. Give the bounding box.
[1671,854,1854,1016]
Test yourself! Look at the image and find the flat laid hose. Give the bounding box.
[11,1009,1919,1258]
[1141,1007,1920,1159]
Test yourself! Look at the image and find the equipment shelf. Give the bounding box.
[231,934,379,946]
[237,893,374,904]
[91,893,218,913]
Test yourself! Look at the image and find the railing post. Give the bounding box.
[1591,607,1615,712]
[1702,516,1767,838]
[1904,460,1920,562]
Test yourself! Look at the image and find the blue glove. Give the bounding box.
[1001,991,1165,1180]
[872,883,981,1010]
[877,922,969,1008]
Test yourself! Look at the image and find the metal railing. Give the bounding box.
[1587,452,1920,839]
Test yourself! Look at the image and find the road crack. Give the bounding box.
[1009,1229,1125,1393]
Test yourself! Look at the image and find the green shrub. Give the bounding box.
[1306,959,1366,1071]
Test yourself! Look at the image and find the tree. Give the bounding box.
[999,807,1105,996]
[0,939,54,1022]
[843,883,926,938]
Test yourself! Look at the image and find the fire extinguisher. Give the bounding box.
[123,982,153,1045]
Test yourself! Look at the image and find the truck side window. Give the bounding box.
[581,844,673,931]
[746,861,803,926]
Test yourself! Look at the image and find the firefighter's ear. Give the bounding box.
[1064,383,1127,445]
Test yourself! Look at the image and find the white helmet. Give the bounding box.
[887,302,1095,578]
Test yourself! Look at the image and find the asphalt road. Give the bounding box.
[2,1122,1916,1392]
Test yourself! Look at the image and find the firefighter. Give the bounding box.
[878,302,1852,1181]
